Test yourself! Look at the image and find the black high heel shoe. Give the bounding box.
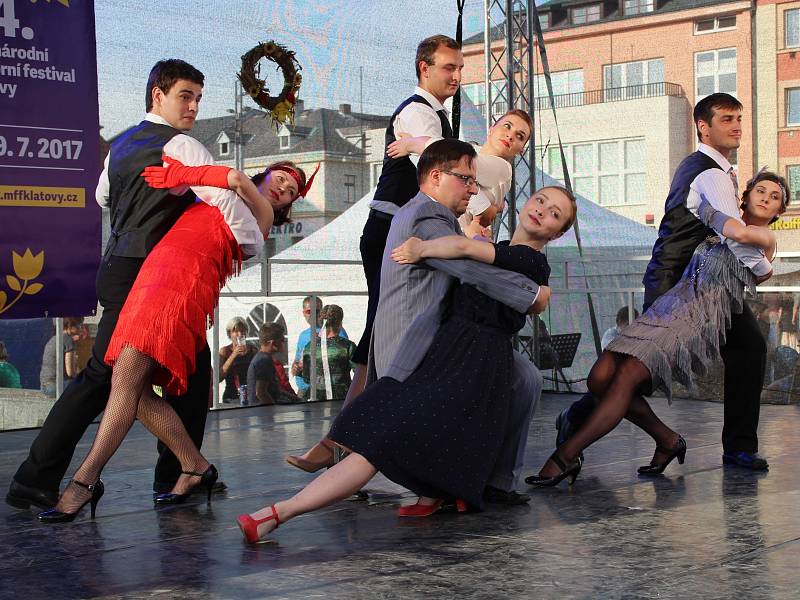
[154,465,218,505]
[638,436,687,475]
[525,452,582,487]
[37,479,104,523]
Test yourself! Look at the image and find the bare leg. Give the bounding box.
[248,452,377,538]
[539,356,654,478]
[55,347,156,513]
[286,364,369,470]
[136,387,210,495]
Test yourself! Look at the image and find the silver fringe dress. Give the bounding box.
[606,236,756,401]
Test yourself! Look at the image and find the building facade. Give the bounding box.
[462,0,754,227]
[755,0,800,245]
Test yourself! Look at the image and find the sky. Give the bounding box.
[94,1,486,137]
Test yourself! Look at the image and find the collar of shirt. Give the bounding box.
[698,142,733,173]
[144,112,175,128]
[414,86,448,115]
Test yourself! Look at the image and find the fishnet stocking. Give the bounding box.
[55,346,208,514]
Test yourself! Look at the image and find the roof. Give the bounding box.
[462,0,744,45]
[110,106,390,162]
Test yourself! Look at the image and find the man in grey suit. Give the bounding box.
[371,139,548,504]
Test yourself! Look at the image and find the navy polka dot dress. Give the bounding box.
[329,241,549,510]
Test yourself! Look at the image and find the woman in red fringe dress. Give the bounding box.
[38,158,313,522]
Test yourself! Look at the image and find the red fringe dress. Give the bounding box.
[105,200,249,395]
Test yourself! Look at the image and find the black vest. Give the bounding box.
[643,151,724,296]
[105,120,196,258]
[372,94,455,209]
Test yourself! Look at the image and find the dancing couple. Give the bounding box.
[237,139,577,543]
[8,58,310,521]
[529,93,784,486]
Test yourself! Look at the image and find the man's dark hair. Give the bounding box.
[415,34,461,80]
[693,93,742,142]
[615,306,639,326]
[259,322,284,346]
[417,139,476,184]
[145,59,204,112]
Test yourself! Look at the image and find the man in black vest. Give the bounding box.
[286,35,463,475]
[350,34,461,396]
[7,59,222,510]
[554,93,772,471]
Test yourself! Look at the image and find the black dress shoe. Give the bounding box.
[483,486,530,505]
[722,451,769,471]
[6,480,58,510]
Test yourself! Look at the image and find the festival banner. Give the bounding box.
[0,0,101,318]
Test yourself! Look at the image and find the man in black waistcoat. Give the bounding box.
[347,34,461,400]
[285,35,463,476]
[553,93,772,471]
[7,59,221,510]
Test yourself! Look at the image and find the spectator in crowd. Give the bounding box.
[301,305,357,401]
[248,323,297,406]
[218,317,258,403]
[39,317,83,397]
[601,306,640,350]
[0,341,22,389]
[291,296,348,398]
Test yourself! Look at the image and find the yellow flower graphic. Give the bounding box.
[0,248,45,314]
[29,1,71,7]
[12,249,44,281]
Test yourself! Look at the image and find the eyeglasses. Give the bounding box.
[441,170,477,188]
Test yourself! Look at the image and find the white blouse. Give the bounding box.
[458,149,512,233]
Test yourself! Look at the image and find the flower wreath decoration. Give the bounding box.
[238,40,302,126]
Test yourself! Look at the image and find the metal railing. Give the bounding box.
[533,81,684,110]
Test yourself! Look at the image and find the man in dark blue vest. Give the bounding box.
[553,93,772,471]
[7,59,226,510]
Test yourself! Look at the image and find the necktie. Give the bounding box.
[729,168,738,194]
[437,109,454,139]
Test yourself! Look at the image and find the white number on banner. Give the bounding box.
[0,0,21,38]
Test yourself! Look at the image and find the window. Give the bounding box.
[219,142,229,156]
[461,81,507,118]
[344,173,356,203]
[534,69,584,107]
[695,48,736,101]
[624,0,653,16]
[279,134,290,149]
[571,4,601,25]
[603,59,664,100]
[788,88,800,126]
[694,16,737,35]
[371,162,382,188]
[542,137,646,206]
[787,165,800,205]
[539,11,550,30]
[786,9,800,48]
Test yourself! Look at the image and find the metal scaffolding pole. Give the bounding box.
[484,0,536,242]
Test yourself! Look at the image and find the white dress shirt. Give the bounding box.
[687,143,771,277]
[368,86,451,215]
[96,113,262,256]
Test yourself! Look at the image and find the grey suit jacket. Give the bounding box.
[372,191,540,382]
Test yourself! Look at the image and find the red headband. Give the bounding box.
[269,163,320,199]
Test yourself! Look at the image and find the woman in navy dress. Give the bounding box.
[236,186,577,543]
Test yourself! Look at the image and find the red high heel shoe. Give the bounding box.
[236,505,281,543]
[397,498,468,517]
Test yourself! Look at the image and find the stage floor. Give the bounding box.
[1,394,799,599]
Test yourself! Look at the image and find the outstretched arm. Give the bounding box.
[410,206,539,314]
[386,134,431,159]
[698,197,776,259]
[142,156,274,237]
[391,235,496,264]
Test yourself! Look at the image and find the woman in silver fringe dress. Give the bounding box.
[527,171,788,486]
